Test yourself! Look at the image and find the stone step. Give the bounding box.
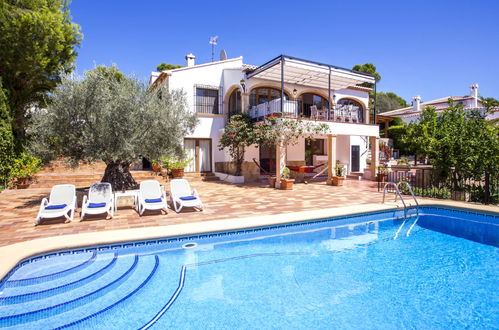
[347,172,364,180]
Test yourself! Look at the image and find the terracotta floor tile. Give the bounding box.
[0,179,387,247]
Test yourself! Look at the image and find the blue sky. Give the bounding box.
[69,0,499,103]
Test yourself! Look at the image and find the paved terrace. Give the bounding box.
[0,179,390,247]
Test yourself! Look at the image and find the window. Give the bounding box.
[195,87,219,114]
[249,87,289,107]
[305,138,325,165]
[298,93,329,118]
[228,89,242,116]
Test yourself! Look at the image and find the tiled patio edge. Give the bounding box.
[0,200,497,281]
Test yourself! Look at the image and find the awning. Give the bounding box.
[246,55,376,90]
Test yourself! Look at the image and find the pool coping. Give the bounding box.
[0,200,497,281]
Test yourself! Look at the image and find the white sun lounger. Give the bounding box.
[81,183,114,220]
[170,179,204,213]
[35,184,77,225]
[137,180,167,216]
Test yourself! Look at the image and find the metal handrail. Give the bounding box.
[382,182,407,209]
[397,181,419,215]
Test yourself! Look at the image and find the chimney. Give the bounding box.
[185,53,195,67]
[470,83,479,108]
[412,95,421,112]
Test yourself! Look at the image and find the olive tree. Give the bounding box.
[29,66,198,190]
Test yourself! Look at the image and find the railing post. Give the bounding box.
[280,56,284,114]
[328,67,331,121]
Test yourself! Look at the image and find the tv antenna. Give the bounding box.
[209,36,218,62]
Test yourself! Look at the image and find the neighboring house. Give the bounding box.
[382,84,488,124]
[150,54,380,182]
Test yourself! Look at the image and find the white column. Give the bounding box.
[327,134,337,185]
[275,142,286,189]
[370,136,379,180]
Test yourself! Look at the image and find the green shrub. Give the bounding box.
[10,152,42,180]
[0,79,14,186]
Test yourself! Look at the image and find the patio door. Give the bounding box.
[184,138,212,172]
[259,144,276,174]
[351,145,360,172]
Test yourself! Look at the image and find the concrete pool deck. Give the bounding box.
[0,179,497,280]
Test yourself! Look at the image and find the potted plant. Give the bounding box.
[151,160,162,173]
[161,156,192,178]
[279,167,294,190]
[377,166,389,182]
[10,153,42,189]
[331,161,346,186]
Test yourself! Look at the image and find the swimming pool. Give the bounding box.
[0,206,497,329]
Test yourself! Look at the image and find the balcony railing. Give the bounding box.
[248,98,363,123]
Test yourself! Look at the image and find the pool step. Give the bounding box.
[0,255,138,327]
[0,253,117,304]
[13,255,159,330]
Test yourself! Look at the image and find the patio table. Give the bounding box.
[114,190,139,212]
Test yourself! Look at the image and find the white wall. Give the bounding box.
[168,57,244,113]
[287,139,306,162]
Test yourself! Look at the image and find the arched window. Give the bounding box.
[249,87,289,107]
[228,89,241,116]
[298,93,329,118]
[336,98,364,122]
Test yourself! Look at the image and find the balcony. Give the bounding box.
[248,98,363,123]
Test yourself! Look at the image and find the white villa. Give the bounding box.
[382,84,495,124]
[150,54,381,184]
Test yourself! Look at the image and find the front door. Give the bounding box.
[351,145,360,172]
[184,139,212,172]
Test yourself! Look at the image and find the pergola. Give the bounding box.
[246,55,380,187]
[246,55,378,122]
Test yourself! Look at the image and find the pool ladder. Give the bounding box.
[382,182,419,218]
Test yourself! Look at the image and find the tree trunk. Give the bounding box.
[101,161,137,191]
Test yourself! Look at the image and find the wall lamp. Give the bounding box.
[240,79,246,93]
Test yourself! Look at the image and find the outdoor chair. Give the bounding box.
[137,180,168,216]
[351,106,359,122]
[81,183,114,220]
[170,179,204,213]
[311,105,326,120]
[335,106,345,122]
[35,184,77,225]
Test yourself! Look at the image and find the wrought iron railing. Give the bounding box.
[248,99,363,123]
[377,167,498,204]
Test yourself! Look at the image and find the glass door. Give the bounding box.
[199,140,211,172]
[184,139,196,172]
[184,139,212,172]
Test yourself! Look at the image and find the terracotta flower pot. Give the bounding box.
[171,168,184,178]
[268,176,277,188]
[152,163,161,172]
[280,178,295,190]
[331,176,344,186]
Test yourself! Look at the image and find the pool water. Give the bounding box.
[0,206,497,329]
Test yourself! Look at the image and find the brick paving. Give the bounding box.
[0,179,385,247]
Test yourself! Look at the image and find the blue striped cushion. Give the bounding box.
[180,196,197,201]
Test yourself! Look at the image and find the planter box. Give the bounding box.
[280,178,295,190]
[331,176,344,186]
[214,172,245,184]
